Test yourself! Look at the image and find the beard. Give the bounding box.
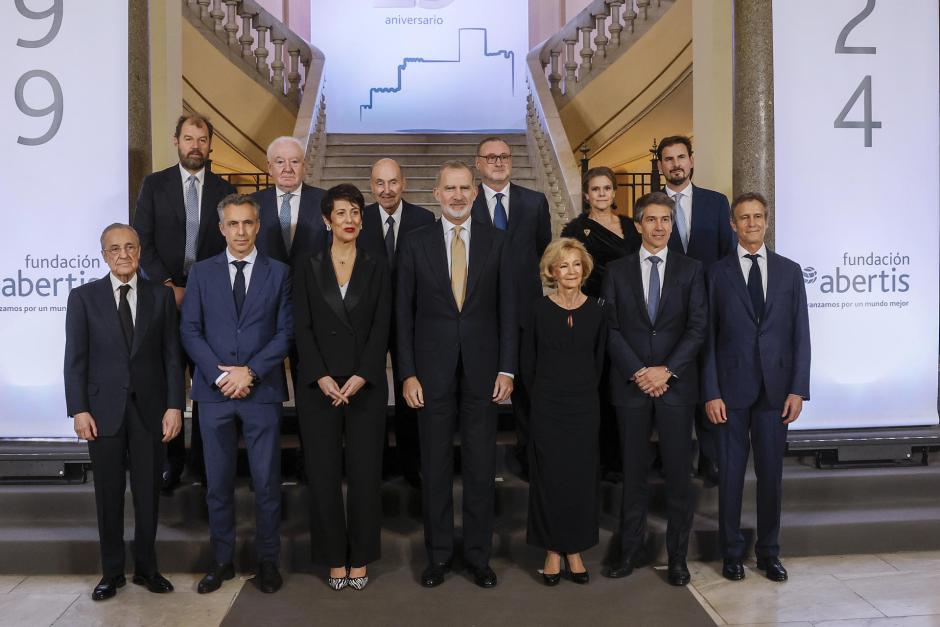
[442,205,471,221]
[179,149,207,171]
[665,169,688,186]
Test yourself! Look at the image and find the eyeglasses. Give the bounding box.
[477,154,512,164]
[103,244,139,257]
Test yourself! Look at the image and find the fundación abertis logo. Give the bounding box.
[802,252,911,293]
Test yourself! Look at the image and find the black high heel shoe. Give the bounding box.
[542,554,562,586]
[564,555,590,585]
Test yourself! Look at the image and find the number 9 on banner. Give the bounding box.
[15,70,63,146]
[15,0,63,49]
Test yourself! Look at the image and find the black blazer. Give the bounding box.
[252,183,327,268]
[64,274,184,437]
[358,200,436,273]
[667,185,735,271]
[471,183,552,325]
[293,249,392,389]
[396,217,517,397]
[601,250,707,407]
[134,164,235,286]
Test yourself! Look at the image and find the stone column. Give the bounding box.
[732,0,775,245]
[128,0,152,219]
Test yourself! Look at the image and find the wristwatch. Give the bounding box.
[246,367,260,384]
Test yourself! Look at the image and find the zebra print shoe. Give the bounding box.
[327,576,348,590]
[348,575,369,590]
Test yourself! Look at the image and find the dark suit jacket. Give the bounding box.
[293,249,391,388]
[702,250,811,409]
[396,217,517,397]
[602,250,707,407]
[667,185,734,270]
[252,183,327,268]
[64,274,184,437]
[471,183,552,325]
[179,251,293,403]
[134,164,235,286]
[358,200,436,273]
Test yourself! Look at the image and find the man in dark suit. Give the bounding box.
[472,136,552,480]
[658,135,735,485]
[703,192,810,583]
[180,194,293,595]
[601,192,707,587]
[397,161,516,589]
[133,113,236,489]
[64,224,183,601]
[252,135,327,266]
[359,158,435,488]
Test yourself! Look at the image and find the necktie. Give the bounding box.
[279,193,293,252]
[744,253,765,321]
[674,192,689,252]
[493,192,508,230]
[184,175,199,274]
[384,215,396,265]
[118,284,134,350]
[232,260,247,317]
[450,226,467,310]
[647,256,661,323]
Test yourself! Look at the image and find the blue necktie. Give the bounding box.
[384,215,396,265]
[674,192,688,252]
[647,256,661,323]
[279,193,293,252]
[744,253,764,322]
[184,175,199,274]
[232,260,247,317]
[493,192,508,230]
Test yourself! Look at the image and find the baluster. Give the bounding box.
[197,0,211,20]
[579,26,594,77]
[253,20,270,77]
[287,49,302,100]
[637,0,650,20]
[623,0,637,33]
[239,11,255,58]
[607,1,624,47]
[301,56,311,89]
[271,34,286,91]
[223,1,239,47]
[563,38,578,91]
[209,0,225,30]
[548,48,562,93]
[593,13,609,60]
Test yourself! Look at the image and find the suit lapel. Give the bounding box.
[763,250,781,319]
[363,205,385,259]
[343,253,372,316]
[465,217,493,303]
[723,255,757,322]
[197,172,220,250]
[628,255,653,327]
[506,184,522,236]
[95,274,127,349]
[315,252,353,330]
[239,254,270,323]
[167,168,186,226]
[213,254,239,323]
[471,186,491,226]
[291,185,319,260]
[262,188,289,262]
[422,222,458,312]
[658,253,680,316]
[130,279,153,357]
[688,185,704,249]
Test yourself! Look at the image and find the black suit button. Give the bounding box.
[330,331,337,336]
[651,330,657,336]
[230,351,236,357]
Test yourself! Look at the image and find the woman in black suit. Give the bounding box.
[293,184,391,591]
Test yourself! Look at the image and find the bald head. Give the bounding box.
[370,158,405,214]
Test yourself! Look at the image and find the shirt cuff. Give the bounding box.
[214,372,229,385]
[498,371,514,379]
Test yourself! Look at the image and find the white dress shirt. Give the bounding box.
[737,243,768,297]
[380,200,404,249]
[481,182,511,224]
[225,246,258,290]
[339,282,349,299]
[179,164,206,218]
[276,186,302,242]
[441,215,471,277]
[639,245,668,305]
[665,182,693,237]
[109,273,138,324]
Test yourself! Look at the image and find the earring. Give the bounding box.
[326,225,331,231]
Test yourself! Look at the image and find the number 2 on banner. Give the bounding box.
[834,0,880,147]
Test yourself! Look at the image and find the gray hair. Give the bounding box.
[434,160,475,187]
[633,191,676,223]
[99,223,139,250]
[266,136,306,162]
[216,193,260,221]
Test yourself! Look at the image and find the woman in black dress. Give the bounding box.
[523,238,607,586]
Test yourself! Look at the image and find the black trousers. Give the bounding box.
[419,362,498,568]
[615,401,694,561]
[718,388,787,559]
[695,404,719,466]
[390,349,421,475]
[166,356,203,476]
[299,378,386,567]
[87,399,163,577]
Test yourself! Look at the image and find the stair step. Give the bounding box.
[325,143,528,156]
[323,154,532,167]
[327,133,526,145]
[321,165,535,179]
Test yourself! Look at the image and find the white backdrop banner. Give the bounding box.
[312,0,528,133]
[0,1,128,438]
[773,0,939,429]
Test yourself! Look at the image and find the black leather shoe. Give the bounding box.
[756,557,788,582]
[198,563,235,594]
[420,562,451,588]
[667,559,691,586]
[604,560,634,579]
[255,561,282,593]
[698,457,719,488]
[92,575,126,601]
[132,572,173,593]
[722,558,745,581]
[467,564,498,588]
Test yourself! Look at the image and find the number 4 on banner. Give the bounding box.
[834,75,882,147]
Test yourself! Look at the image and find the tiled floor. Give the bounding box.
[2,552,939,626]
